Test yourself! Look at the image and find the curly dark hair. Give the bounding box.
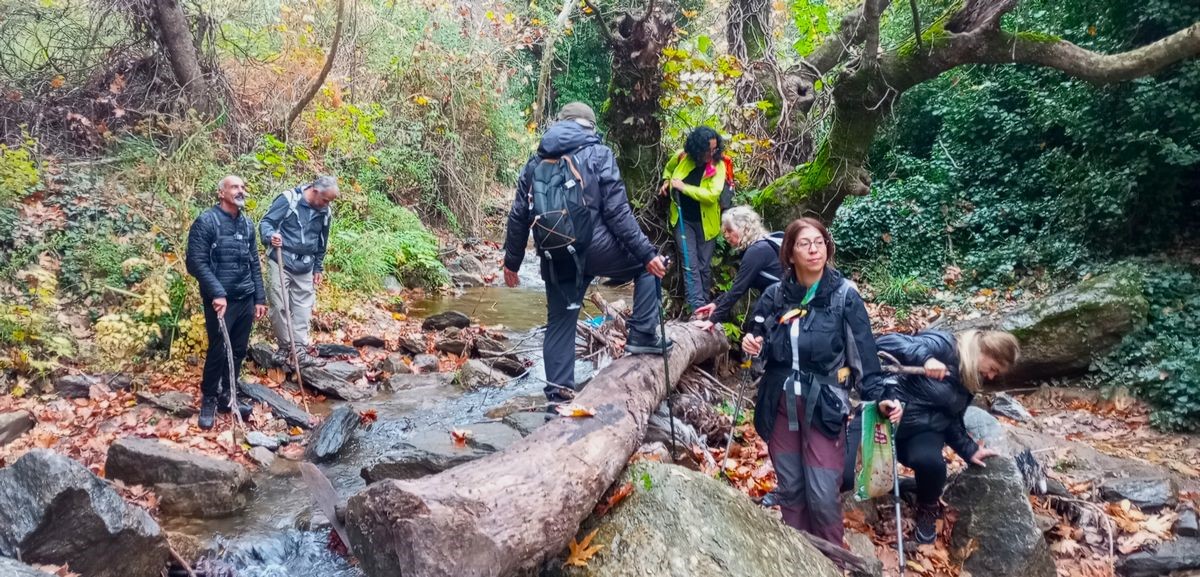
[684,126,723,164]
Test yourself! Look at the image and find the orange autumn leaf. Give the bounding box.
[556,404,595,418]
[359,409,378,425]
[451,428,472,446]
[564,528,603,567]
[593,482,633,517]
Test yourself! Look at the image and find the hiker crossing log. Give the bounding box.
[345,322,728,577]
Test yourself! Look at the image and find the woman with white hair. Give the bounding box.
[692,206,785,324]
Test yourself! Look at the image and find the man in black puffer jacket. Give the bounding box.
[185,175,267,430]
[502,103,669,404]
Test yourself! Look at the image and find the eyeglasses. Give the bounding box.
[796,238,826,250]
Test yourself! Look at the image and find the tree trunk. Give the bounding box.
[533,0,577,128]
[152,0,209,112]
[345,323,728,577]
[283,0,347,135]
[726,0,770,62]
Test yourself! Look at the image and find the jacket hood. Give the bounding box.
[538,120,602,158]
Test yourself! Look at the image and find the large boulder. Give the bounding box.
[559,462,840,577]
[307,405,361,462]
[446,254,486,287]
[1100,477,1178,511]
[421,311,471,331]
[943,408,1056,577]
[0,557,58,577]
[105,437,253,518]
[0,450,169,577]
[0,410,35,447]
[956,266,1147,384]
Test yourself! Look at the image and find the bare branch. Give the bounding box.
[946,0,1019,33]
[908,0,922,51]
[283,0,346,133]
[861,0,891,71]
[639,0,657,25]
[806,7,866,75]
[582,0,618,46]
[980,23,1200,85]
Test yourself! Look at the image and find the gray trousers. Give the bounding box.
[267,259,315,348]
[543,264,661,401]
[675,219,715,310]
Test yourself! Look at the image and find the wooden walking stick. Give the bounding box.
[275,246,310,412]
[216,315,247,444]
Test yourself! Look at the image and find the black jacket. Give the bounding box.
[749,267,890,441]
[875,331,979,460]
[503,121,657,279]
[710,234,784,323]
[185,206,266,304]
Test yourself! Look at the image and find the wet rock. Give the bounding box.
[383,275,404,293]
[384,373,454,392]
[484,356,527,377]
[52,373,99,398]
[239,381,314,429]
[473,335,508,357]
[945,408,1056,577]
[455,359,508,388]
[0,557,58,577]
[136,391,197,418]
[301,363,373,401]
[105,374,134,391]
[351,336,386,349]
[504,411,552,436]
[400,334,427,355]
[1117,536,1200,576]
[484,392,547,419]
[1100,477,1177,511]
[380,354,413,375]
[106,438,253,518]
[316,343,360,358]
[246,431,280,451]
[248,342,278,369]
[434,338,468,356]
[307,405,361,462]
[990,392,1033,422]
[954,265,1147,385]
[249,446,276,468]
[1034,513,1058,534]
[558,462,840,577]
[412,354,440,373]
[446,254,486,287]
[462,422,523,452]
[166,531,204,566]
[421,311,471,331]
[0,410,36,447]
[443,326,462,339]
[1176,508,1198,537]
[0,450,169,577]
[360,424,521,483]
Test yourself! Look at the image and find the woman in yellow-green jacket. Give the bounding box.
[659,126,726,310]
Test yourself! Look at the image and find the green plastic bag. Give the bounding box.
[853,401,897,501]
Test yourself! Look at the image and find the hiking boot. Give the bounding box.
[914,502,941,545]
[198,396,218,430]
[217,392,253,420]
[625,336,674,355]
[296,348,324,368]
[759,489,780,508]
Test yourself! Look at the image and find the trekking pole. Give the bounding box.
[669,188,696,312]
[656,273,677,461]
[217,315,247,442]
[892,416,905,576]
[275,247,310,413]
[879,351,926,376]
[720,358,753,478]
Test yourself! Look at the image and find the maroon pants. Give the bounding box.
[767,390,846,545]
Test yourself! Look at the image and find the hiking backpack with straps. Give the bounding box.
[674,152,736,211]
[757,231,786,283]
[528,151,594,307]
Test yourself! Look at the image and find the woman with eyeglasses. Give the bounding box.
[659,126,726,311]
[741,217,903,545]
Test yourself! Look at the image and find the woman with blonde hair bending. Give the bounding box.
[874,329,1020,544]
[692,206,784,325]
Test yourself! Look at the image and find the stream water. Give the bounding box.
[164,258,630,576]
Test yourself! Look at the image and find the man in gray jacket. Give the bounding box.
[260,175,338,367]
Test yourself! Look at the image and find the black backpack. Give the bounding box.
[528,152,594,307]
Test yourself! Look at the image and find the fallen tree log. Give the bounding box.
[345,323,728,577]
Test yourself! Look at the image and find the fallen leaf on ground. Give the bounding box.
[593,482,634,517]
[451,429,472,446]
[564,528,604,567]
[359,409,378,425]
[556,404,596,418]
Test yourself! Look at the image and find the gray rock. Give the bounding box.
[1100,477,1177,511]
[558,462,841,577]
[248,342,278,369]
[990,392,1033,422]
[442,326,462,339]
[383,275,404,292]
[954,266,1147,385]
[1117,536,1200,577]
[106,438,253,518]
[455,359,509,388]
[0,410,35,447]
[52,373,99,398]
[239,381,314,429]
[484,392,547,419]
[421,311,471,331]
[246,431,280,451]
[846,531,883,577]
[412,354,440,373]
[461,422,523,452]
[301,363,374,401]
[400,334,427,355]
[136,391,197,418]
[380,354,413,375]
[945,408,1056,577]
[473,335,508,357]
[446,254,486,287]
[503,411,552,436]
[384,373,454,392]
[434,338,468,356]
[307,405,361,462]
[0,450,169,577]
[481,356,527,377]
[359,424,522,483]
[316,343,361,358]
[249,446,275,468]
[352,336,386,349]
[0,557,58,577]
[1176,508,1198,537]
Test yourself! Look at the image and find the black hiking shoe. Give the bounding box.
[217,393,253,420]
[625,336,674,355]
[759,489,780,508]
[198,396,218,430]
[914,502,941,545]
